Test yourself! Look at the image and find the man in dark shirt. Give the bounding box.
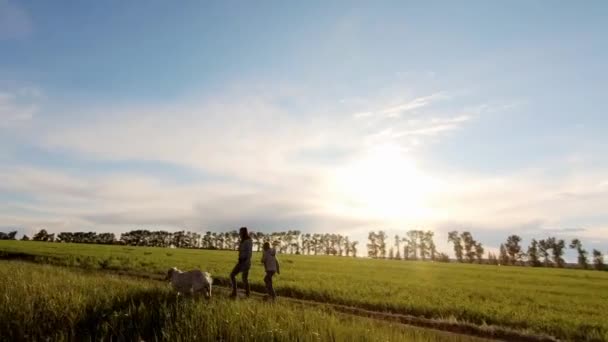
[230,227,253,298]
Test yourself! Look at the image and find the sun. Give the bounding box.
[328,143,435,221]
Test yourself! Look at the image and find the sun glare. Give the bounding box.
[329,144,436,220]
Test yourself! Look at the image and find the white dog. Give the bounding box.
[165,267,213,298]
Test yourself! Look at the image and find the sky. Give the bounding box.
[1,0,607,258]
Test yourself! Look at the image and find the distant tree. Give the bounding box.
[300,233,310,255]
[377,231,387,258]
[538,239,552,267]
[312,233,322,255]
[402,243,410,261]
[367,232,378,258]
[335,233,343,256]
[388,247,394,259]
[569,239,588,269]
[447,231,463,262]
[527,239,541,267]
[201,231,212,249]
[460,232,477,263]
[418,230,430,261]
[0,231,17,240]
[436,253,450,263]
[350,241,358,257]
[394,235,401,260]
[593,249,605,271]
[487,252,499,265]
[21,235,30,241]
[548,237,566,268]
[343,236,351,257]
[406,230,419,260]
[505,235,523,265]
[33,229,52,242]
[96,233,116,245]
[426,231,437,261]
[474,242,484,263]
[499,244,509,265]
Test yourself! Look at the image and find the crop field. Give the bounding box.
[0,261,486,342]
[1,240,607,341]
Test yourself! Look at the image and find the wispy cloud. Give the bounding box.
[381,93,446,118]
[0,87,40,126]
[391,115,472,137]
[353,92,446,119]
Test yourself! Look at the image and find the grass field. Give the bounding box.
[1,240,607,341]
[0,261,486,341]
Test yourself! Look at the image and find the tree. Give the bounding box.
[436,253,450,262]
[343,236,351,257]
[388,247,394,259]
[97,233,115,245]
[538,239,552,267]
[487,252,498,265]
[447,231,463,262]
[548,237,565,268]
[505,235,523,265]
[33,229,52,242]
[406,230,419,260]
[593,249,605,271]
[499,244,509,265]
[367,232,378,258]
[527,239,541,267]
[569,239,588,269]
[0,231,17,240]
[474,242,484,263]
[377,231,387,258]
[426,231,437,261]
[394,235,401,260]
[460,231,477,263]
[350,241,358,257]
[312,233,322,255]
[402,242,410,261]
[21,235,30,241]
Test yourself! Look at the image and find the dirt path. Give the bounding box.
[209,284,558,342]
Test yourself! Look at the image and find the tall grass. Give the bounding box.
[1,240,607,341]
[0,261,485,341]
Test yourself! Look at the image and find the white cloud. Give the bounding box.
[0,84,485,239]
[4,80,605,255]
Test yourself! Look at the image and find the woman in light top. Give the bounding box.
[261,241,280,300]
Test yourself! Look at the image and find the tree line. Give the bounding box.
[3,229,359,257]
[2,228,605,269]
[367,230,450,262]
[366,230,605,270]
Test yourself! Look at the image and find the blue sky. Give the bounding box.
[1,0,607,257]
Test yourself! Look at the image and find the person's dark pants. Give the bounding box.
[230,262,250,296]
[264,271,276,298]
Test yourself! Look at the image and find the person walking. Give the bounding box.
[230,227,253,298]
[261,241,280,300]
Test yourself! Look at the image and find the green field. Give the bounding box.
[1,240,607,341]
[0,261,485,341]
